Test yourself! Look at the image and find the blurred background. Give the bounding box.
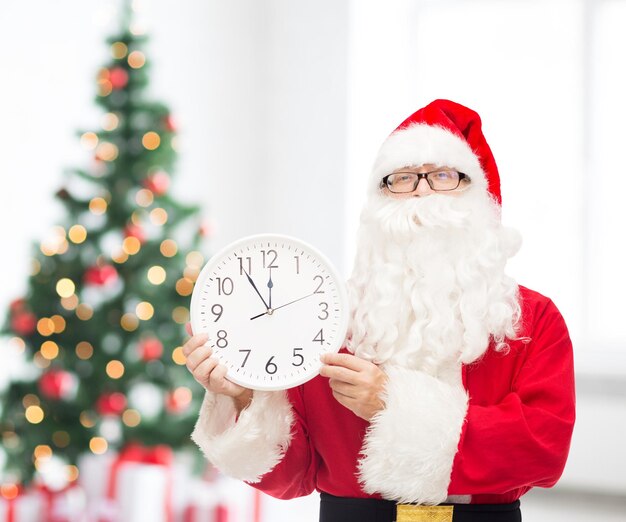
[1,0,625,520]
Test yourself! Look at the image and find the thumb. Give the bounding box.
[185,322,193,336]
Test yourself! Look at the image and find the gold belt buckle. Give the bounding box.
[396,504,454,522]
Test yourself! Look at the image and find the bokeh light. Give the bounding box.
[150,207,167,225]
[176,278,193,296]
[0,483,19,500]
[80,132,99,150]
[172,306,189,324]
[128,51,145,68]
[186,251,204,269]
[136,302,154,320]
[22,394,40,408]
[52,431,70,448]
[89,197,108,215]
[102,112,120,131]
[147,266,166,285]
[122,237,141,255]
[30,258,41,276]
[68,225,87,244]
[61,295,79,310]
[79,411,96,428]
[76,304,94,321]
[67,465,80,482]
[37,318,55,336]
[142,131,160,150]
[56,278,75,298]
[122,409,141,427]
[121,313,139,331]
[96,142,119,162]
[76,341,94,360]
[136,188,154,207]
[89,437,108,455]
[111,42,128,59]
[172,347,186,365]
[25,405,44,424]
[33,445,53,462]
[106,360,125,379]
[40,341,59,360]
[33,352,51,369]
[160,239,178,257]
[51,315,66,333]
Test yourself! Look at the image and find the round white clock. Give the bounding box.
[189,234,349,391]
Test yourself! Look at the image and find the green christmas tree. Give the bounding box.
[0,6,207,486]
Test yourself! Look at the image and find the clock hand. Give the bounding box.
[242,267,270,310]
[249,292,316,320]
[267,268,273,309]
[272,292,316,312]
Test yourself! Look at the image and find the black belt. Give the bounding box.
[319,493,521,522]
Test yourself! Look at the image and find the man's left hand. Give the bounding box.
[320,352,388,421]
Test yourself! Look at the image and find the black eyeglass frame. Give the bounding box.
[380,170,471,193]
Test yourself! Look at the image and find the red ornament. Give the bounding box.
[138,338,163,361]
[39,370,77,401]
[10,298,27,313]
[165,387,192,414]
[84,264,119,286]
[109,67,129,89]
[143,171,170,196]
[199,220,216,238]
[96,392,127,416]
[11,311,37,336]
[163,114,176,132]
[124,224,146,243]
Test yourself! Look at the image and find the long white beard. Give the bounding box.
[346,189,522,373]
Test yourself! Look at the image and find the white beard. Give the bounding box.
[346,189,522,374]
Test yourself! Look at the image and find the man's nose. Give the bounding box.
[413,176,434,196]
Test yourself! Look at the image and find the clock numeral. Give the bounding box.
[265,356,278,375]
[261,249,279,269]
[216,277,234,296]
[313,328,325,344]
[294,255,300,274]
[237,256,252,276]
[211,304,223,322]
[313,275,325,294]
[216,330,228,348]
[292,347,304,367]
[318,302,329,320]
[239,349,251,367]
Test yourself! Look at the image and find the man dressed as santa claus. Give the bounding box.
[183,99,576,522]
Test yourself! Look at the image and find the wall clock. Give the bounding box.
[190,234,349,391]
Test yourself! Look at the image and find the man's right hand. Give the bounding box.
[183,322,253,413]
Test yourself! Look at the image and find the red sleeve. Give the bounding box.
[247,386,319,499]
[448,298,576,496]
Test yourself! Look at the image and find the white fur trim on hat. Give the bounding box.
[370,124,488,196]
[191,390,294,483]
[357,364,469,504]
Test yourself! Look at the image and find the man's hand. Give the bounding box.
[320,352,388,421]
[183,323,253,413]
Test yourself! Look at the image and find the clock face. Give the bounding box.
[189,234,349,391]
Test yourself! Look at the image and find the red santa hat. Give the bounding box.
[371,99,502,205]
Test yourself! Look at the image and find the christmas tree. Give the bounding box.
[0,5,207,487]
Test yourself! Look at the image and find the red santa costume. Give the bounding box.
[191,100,576,521]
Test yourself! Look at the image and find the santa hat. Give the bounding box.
[371,99,502,205]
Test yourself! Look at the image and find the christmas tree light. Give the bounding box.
[0,3,206,487]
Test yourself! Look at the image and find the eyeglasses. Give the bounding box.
[380,169,471,193]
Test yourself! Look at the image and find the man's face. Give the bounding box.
[380,163,471,199]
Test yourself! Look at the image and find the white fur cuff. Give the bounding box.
[358,365,468,504]
[191,390,294,483]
